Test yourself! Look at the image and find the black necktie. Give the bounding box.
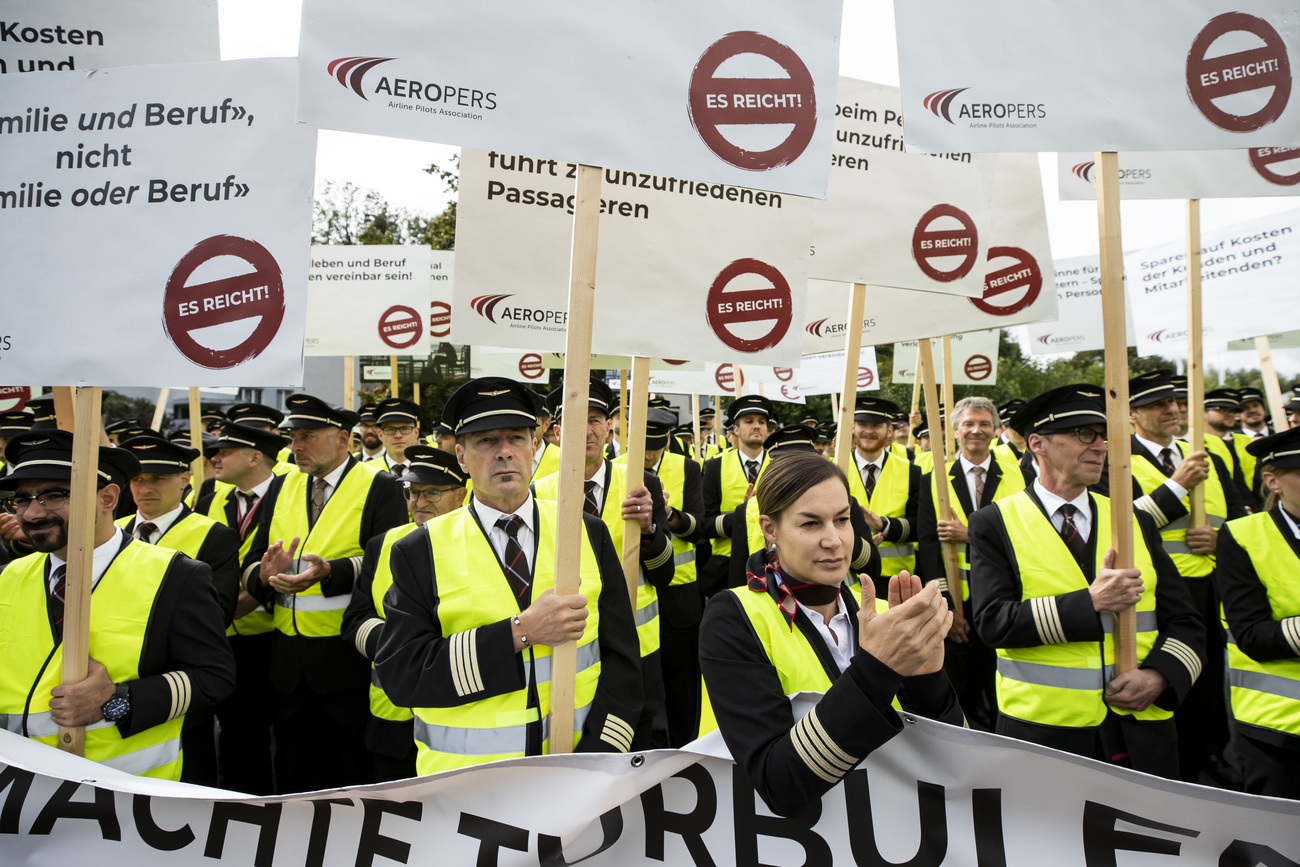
[1159,447,1176,476]
[48,564,67,643]
[745,460,759,485]
[495,515,531,602]
[392,464,406,478]
[136,521,158,543]
[583,480,601,517]
[237,491,260,538]
[1058,504,1087,564]
[863,463,878,498]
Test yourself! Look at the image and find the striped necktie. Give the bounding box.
[495,515,531,602]
[583,480,601,517]
[48,564,67,642]
[1058,504,1087,564]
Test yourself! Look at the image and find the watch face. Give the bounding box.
[102,696,129,722]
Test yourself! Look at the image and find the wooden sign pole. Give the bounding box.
[1095,151,1138,674]
[57,386,104,756]
[941,335,956,458]
[151,388,170,432]
[343,356,355,412]
[1186,200,1206,528]
[1256,336,1289,432]
[549,164,602,755]
[834,283,867,474]
[618,370,629,454]
[187,387,205,483]
[908,343,922,449]
[918,340,966,634]
[389,355,399,399]
[53,388,75,432]
[732,366,743,400]
[621,357,650,611]
[831,392,840,425]
[691,394,701,461]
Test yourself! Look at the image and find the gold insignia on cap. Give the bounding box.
[478,389,511,397]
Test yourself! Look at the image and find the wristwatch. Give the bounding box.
[100,683,131,723]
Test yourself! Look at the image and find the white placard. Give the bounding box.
[1025,255,1137,355]
[795,347,881,395]
[454,148,812,365]
[1228,329,1300,349]
[810,78,995,297]
[535,354,702,371]
[892,330,1001,386]
[429,250,454,342]
[802,153,1058,351]
[305,245,431,356]
[1126,207,1300,357]
[649,363,803,401]
[297,0,842,199]
[0,59,317,386]
[1,709,1296,865]
[469,347,551,384]
[896,2,1300,154]
[1058,148,1300,199]
[0,0,219,74]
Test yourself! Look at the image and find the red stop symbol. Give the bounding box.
[0,386,30,412]
[378,304,424,350]
[912,204,979,283]
[715,363,743,392]
[430,301,452,338]
[518,354,544,380]
[780,384,799,400]
[858,367,874,388]
[162,235,285,370]
[970,246,1042,317]
[1187,12,1292,133]
[965,354,992,381]
[1249,147,1300,185]
[706,258,794,353]
[663,358,690,366]
[687,31,818,171]
[773,367,794,382]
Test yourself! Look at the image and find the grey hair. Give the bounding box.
[952,396,998,426]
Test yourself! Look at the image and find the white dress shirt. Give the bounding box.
[956,454,993,508]
[1033,479,1093,542]
[474,493,537,572]
[313,457,350,508]
[133,502,184,543]
[854,449,886,489]
[1279,504,1300,540]
[583,462,608,514]
[49,527,124,593]
[1135,434,1189,500]
[235,474,275,520]
[799,592,854,674]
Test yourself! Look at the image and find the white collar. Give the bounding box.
[854,448,887,471]
[474,492,536,536]
[738,448,765,466]
[958,453,992,474]
[1033,478,1090,519]
[1135,433,1177,460]
[135,501,185,538]
[584,460,609,488]
[1278,504,1300,540]
[49,527,123,590]
[237,473,275,498]
[315,457,349,491]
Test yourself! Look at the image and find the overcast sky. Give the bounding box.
[217,0,1300,378]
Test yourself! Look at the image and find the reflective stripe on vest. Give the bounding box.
[1221,512,1300,737]
[270,460,380,637]
[992,492,1168,728]
[0,543,186,780]
[412,502,604,774]
[1131,439,1226,577]
[201,486,274,636]
[847,449,916,576]
[369,523,419,723]
[931,450,1026,600]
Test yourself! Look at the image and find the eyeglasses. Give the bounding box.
[3,489,72,513]
[381,425,417,436]
[404,486,458,505]
[1051,427,1108,445]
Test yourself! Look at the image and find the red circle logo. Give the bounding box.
[162,235,284,370]
[964,354,992,381]
[970,245,1042,316]
[1187,12,1291,133]
[0,386,30,413]
[687,31,817,171]
[715,363,743,392]
[780,383,799,400]
[378,304,424,350]
[706,258,793,353]
[912,204,979,283]
[858,367,874,388]
[518,354,544,380]
[663,358,690,366]
[773,367,794,382]
[430,301,452,338]
[1249,147,1300,185]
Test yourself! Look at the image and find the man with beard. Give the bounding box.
[0,431,234,779]
[356,403,386,463]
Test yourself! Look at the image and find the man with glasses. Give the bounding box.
[343,444,467,781]
[970,384,1203,779]
[0,430,234,780]
[373,398,421,477]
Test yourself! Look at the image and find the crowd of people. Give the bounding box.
[0,371,1297,811]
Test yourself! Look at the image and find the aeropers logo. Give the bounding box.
[328,57,394,99]
[1071,161,1095,183]
[470,294,568,329]
[1145,327,1217,343]
[922,88,1046,126]
[327,56,499,113]
[805,318,847,338]
[1036,333,1086,347]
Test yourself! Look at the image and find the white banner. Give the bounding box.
[305,245,431,356]
[892,329,1002,386]
[470,347,551,384]
[796,347,881,395]
[0,0,219,74]
[1228,329,1300,349]
[802,153,1058,351]
[534,354,703,372]
[0,59,317,386]
[297,0,842,199]
[649,363,804,402]
[1026,255,1138,355]
[810,78,996,297]
[1127,207,1300,357]
[1058,148,1300,199]
[896,1,1300,154]
[1,708,1297,865]
[429,251,454,342]
[454,148,812,365]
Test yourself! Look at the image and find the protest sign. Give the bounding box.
[895,2,1300,154]
[892,330,1001,385]
[1025,254,1138,355]
[305,246,432,356]
[1126,207,1300,356]
[428,251,454,341]
[454,149,812,365]
[534,354,701,371]
[811,78,995,297]
[1,707,1296,866]
[0,387,31,412]
[0,59,316,386]
[1228,329,1300,349]
[470,347,550,384]
[297,0,841,198]
[649,363,805,402]
[0,0,219,74]
[796,348,880,395]
[802,153,1057,351]
[1059,148,1300,199]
